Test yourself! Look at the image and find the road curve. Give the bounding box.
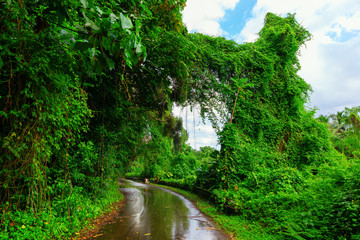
[96,179,226,240]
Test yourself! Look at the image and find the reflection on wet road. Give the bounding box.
[96,179,226,240]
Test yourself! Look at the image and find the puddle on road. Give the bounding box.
[96,179,226,240]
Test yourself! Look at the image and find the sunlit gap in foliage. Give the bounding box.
[172,105,220,150]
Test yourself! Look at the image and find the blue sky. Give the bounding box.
[175,0,360,150]
[220,0,256,39]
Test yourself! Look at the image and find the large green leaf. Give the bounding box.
[120,13,133,29]
[85,18,100,31]
[105,55,115,71]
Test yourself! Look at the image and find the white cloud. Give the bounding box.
[301,35,360,114]
[182,0,240,35]
[196,124,216,134]
[235,0,360,115]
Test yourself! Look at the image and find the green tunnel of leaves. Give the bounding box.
[0,1,359,239]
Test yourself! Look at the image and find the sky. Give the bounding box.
[174,0,360,150]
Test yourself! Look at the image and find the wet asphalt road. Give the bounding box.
[96,179,226,240]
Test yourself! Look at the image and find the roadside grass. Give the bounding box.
[154,184,282,240]
[0,181,123,240]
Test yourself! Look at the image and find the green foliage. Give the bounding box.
[2,1,359,239]
[0,182,122,239]
[1,0,192,237]
[131,13,360,240]
[186,14,360,239]
[319,106,360,159]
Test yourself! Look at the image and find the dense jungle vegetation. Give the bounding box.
[1,0,359,239]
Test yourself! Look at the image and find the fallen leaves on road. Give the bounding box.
[205,227,216,230]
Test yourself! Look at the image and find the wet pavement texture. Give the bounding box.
[96,179,226,240]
